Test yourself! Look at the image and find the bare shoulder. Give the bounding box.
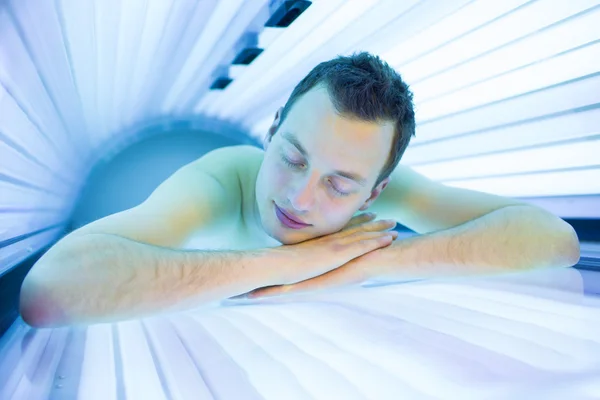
[370,163,529,234]
[219,144,264,163]
[67,145,262,247]
[231,144,264,176]
[191,144,263,185]
[211,144,264,218]
[191,143,264,202]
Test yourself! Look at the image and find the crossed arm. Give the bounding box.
[247,165,580,298]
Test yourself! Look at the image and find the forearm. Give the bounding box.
[20,233,281,328]
[380,205,581,281]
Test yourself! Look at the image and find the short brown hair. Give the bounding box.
[279,52,416,186]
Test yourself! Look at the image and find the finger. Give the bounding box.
[249,284,294,298]
[364,219,397,232]
[333,232,394,264]
[342,212,376,229]
[340,218,397,237]
[342,220,397,241]
[229,293,251,300]
[357,232,396,253]
[252,266,364,298]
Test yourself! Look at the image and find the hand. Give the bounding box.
[245,242,390,299]
[265,213,398,286]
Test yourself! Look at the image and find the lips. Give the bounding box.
[274,204,311,229]
[278,206,306,224]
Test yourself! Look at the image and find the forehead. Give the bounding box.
[281,87,394,176]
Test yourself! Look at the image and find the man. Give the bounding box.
[19,52,580,328]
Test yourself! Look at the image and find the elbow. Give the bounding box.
[561,225,581,267]
[551,223,581,269]
[19,238,84,328]
[19,276,68,329]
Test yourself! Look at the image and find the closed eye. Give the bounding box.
[327,178,351,197]
[281,153,352,197]
[280,154,304,169]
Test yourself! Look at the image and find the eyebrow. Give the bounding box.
[281,131,368,186]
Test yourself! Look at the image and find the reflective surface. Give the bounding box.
[1,267,599,399]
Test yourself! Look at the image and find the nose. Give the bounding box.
[287,171,319,212]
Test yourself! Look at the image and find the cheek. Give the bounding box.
[319,201,355,226]
[263,158,290,192]
[267,168,288,192]
[273,169,290,189]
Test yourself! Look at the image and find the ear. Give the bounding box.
[263,107,284,151]
[358,177,390,211]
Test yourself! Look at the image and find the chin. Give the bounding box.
[266,223,312,245]
[263,216,318,245]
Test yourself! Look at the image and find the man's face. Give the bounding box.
[254,86,395,245]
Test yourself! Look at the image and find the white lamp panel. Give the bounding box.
[218,311,394,399]
[206,0,418,117]
[0,11,84,167]
[354,0,473,58]
[258,27,285,49]
[193,91,221,114]
[413,138,600,181]
[140,318,217,399]
[249,113,276,141]
[221,308,424,397]
[417,40,600,122]
[173,0,268,114]
[0,227,65,276]
[118,321,171,399]
[382,0,531,68]
[7,0,91,160]
[6,323,68,400]
[245,87,294,133]
[57,0,102,148]
[0,141,73,193]
[0,211,66,244]
[168,316,268,399]
[93,0,127,139]
[412,6,600,103]
[0,84,78,183]
[0,326,54,399]
[521,195,600,219]
[0,181,67,210]
[228,64,248,80]
[403,107,600,165]
[415,73,600,144]
[114,0,173,132]
[161,0,253,114]
[396,0,599,85]
[1,269,599,398]
[222,0,472,126]
[446,167,600,197]
[110,0,151,134]
[198,312,368,399]
[141,1,220,119]
[208,0,376,119]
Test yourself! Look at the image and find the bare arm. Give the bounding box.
[20,232,281,328]
[20,146,281,328]
[20,145,397,328]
